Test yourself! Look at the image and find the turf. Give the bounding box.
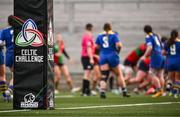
[0,92,180,117]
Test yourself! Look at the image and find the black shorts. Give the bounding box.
[54,63,64,67]
[124,59,136,67]
[138,60,149,73]
[81,56,93,70]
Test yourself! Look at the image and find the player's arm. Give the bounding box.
[87,43,94,65]
[0,30,5,48]
[0,40,5,47]
[141,37,152,60]
[115,34,122,53]
[62,49,70,60]
[116,42,122,53]
[141,44,152,60]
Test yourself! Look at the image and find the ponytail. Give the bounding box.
[167,29,178,47]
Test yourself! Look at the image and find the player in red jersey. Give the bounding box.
[124,43,147,81]
[54,33,80,93]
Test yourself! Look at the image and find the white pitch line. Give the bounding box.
[55,95,74,98]
[57,102,180,110]
[0,102,180,113]
[0,109,30,113]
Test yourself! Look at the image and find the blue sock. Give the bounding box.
[173,81,180,95]
[9,85,13,91]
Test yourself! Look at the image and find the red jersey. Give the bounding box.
[54,40,65,64]
[125,43,147,65]
[81,32,95,57]
[143,57,150,66]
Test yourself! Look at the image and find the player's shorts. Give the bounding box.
[81,56,93,70]
[93,56,99,65]
[123,59,136,67]
[55,62,64,67]
[138,60,149,73]
[150,54,164,69]
[6,51,13,67]
[0,51,4,65]
[99,53,120,68]
[166,57,180,72]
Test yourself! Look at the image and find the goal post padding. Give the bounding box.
[14,0,54,109]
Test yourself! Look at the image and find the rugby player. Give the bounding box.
[140,25,165,97]
[54,33,80,93]
[164,30,180,98]
[0,29,7,100]
[124,43,147,81]
[81,23,96,96]
[0,15,14,101]
[95,23,130,98]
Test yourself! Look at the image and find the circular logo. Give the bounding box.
[15,19,44,47]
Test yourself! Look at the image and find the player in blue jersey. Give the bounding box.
[140,25,165,97]
[95,23,129,98]
[0,29,7,101]
[164,30,180,98]
[0,15,14,101]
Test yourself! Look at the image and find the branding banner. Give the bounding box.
[14,0,54,109]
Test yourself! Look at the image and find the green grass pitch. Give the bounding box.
[0,92,180,117]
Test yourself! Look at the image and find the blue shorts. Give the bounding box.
[166,57,180,72]
[0,51,4,65]
[99,53,120,68]
[6,51,14,67]
[150,54,164,69]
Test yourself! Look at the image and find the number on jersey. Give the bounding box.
[102,36,109,48]
[170,44,176,55]
[154,36,161,47]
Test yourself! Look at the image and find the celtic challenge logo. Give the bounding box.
[15,19,44,47]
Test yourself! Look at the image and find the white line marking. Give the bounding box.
[57,102,180,110]
[55,95,74,98]
[0,109,30,113]
[0,102,179,113]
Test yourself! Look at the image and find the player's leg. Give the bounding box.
[91,64,101,95]
[5,52,14,101]
[109,72,115,91]
[99,64,109,98]
[173,71,180,98]
[54,64,61,94]
[112,64,130,97]
[61,64,73,90]
[124,66,133,81]
[157,69,165,93]
[123,59,134,81]
[61,64,80,93]
[128,70,147,84]
[81,57,93,96]
[0,64,7,100]
[148,69,163,97]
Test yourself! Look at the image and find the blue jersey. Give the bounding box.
[164,39,180,58]
[145,33,164,69]
[164,39,180,72]
[0,27,14,52]
[0,30,3,51]
[0,27,14,67]
[96,31,120,67]
[96,31,120,55]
